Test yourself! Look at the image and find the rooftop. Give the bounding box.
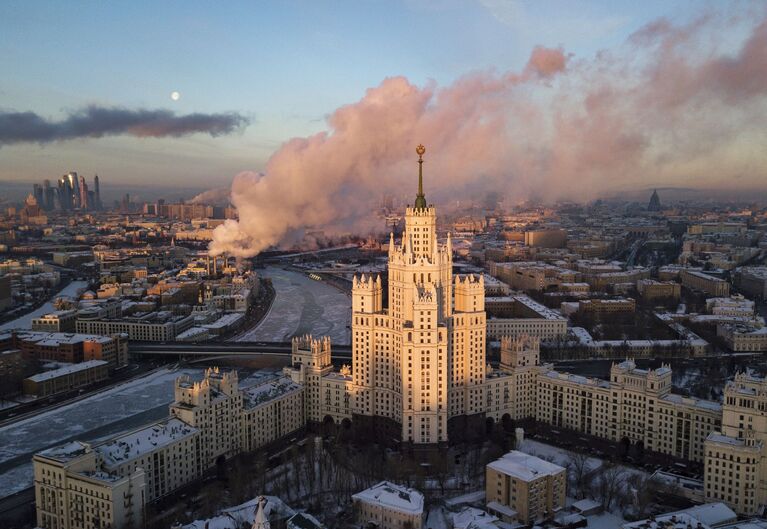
[487,450,566,482]
[15,330,113,345]
[352,481,424,515]
[26,359,108,382]
[243,377,301,408]
[38,441,90,463]
[97,418,198,467]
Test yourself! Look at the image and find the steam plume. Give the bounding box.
[211,13,767,258]
[0,106,248,146]
[189,187,231,206]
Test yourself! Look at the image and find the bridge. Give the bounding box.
[128,341,353,360]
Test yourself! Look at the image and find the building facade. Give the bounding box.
[352,481,424,529]
[34,368,306,529]
[486,450,566,525]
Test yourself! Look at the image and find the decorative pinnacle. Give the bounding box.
[415,144,427,209]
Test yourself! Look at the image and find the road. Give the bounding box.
[232,267,351,345]
[0,280,88,331]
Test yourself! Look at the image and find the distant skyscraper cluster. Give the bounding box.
[31,172,102,211]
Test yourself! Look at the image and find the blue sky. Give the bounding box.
[0,0,740,188]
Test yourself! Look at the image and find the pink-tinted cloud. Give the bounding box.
[211,13,767,257]
[525,46,568,77]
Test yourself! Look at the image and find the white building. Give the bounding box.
[352,481,424,529]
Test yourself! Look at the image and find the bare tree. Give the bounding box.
[567,452,592,500]
[595,462,627,510]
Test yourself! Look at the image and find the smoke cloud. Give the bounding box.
[189,187,231,206]
[211,12,767,258]
[0,106,248,146]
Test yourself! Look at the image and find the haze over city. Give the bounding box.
[3,2,767,529]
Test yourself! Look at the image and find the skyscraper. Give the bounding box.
[290,146,487,445]
[43,179,55,211]
[33,183,44,208]
[79,175,89,210]
[66,172,80,208]
[93,174,101,210]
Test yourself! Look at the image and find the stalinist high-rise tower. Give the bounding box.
[349,145,486,444]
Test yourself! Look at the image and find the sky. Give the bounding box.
[2,0,757,194]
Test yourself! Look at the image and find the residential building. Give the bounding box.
[11,331,128,368]
[23,360,109,397]
[76,312,193,342]
[352,481,424,529]
[637,279,681,302]
[486,450,566,525]
[705,372,767,515]
[34,367,306,529]
[32,310,78,333]
[681,269,730,297]
[717,324,767,352]
[33,442,145,529]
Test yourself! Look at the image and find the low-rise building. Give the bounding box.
[681,269,730,297]
[76,312,193,342]
[578,297,636,314]
[12,330,128,368]
[717,324,767,352]
[736,266,767,300]
[32,310,78,333]
[637,279,681,302]
[352,481,424,529]
[486,296,568,341]
[23,359,109,397]
[707,295,755,318]
[486,450,566,525]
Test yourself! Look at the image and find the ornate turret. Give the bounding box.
[414,144,427,209]
[253,496,270,529]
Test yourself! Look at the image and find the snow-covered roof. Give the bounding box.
[486,501,518,519]
[706,432,757,448]
[622,502,736,529]
[97,418,198,467]
[26,359,108,382]
[38,441,90,463]
[287,512,324,529]
[15,330,113,345]
[352,481,424,515]
[452,506,499,529]
[487,450,565,482]
[182,495,295,529]
[243,377,301,409]
[660,393,721,412]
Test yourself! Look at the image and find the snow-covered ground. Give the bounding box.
[0,280,88,331]
[234,267,350,344]
[0,367,203,498]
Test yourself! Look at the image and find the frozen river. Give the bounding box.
[0,367,204,498]
[0,280,89,331]
[233,267,351,345]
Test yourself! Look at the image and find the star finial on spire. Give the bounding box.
[415,144,427,209]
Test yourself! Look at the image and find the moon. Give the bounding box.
[170,91,181,101]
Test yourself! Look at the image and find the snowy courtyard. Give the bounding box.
[233,267,351,345]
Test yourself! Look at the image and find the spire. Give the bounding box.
[414,144,427,209]
[253,496,270,529]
